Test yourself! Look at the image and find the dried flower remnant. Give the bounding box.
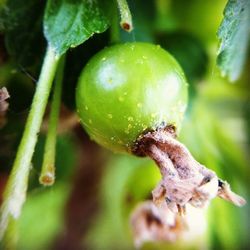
[133,127,246,214]
[0,87,9,112]
[0,87,10,128]
[130,201,186,248]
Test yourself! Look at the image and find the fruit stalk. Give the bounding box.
[110,5,120,44]
[39,54,65,186]
[0,46,59,240]
[116,0,133,32]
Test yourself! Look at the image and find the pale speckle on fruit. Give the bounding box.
[108,114,113,119]
[119,96,124,102]
[136,59,144,65]
[125,124,133,134]
[170,106,177,114]
[101,57,106,61]
[142,124,147,130]
[118,139,124,144]
[180,106,186,114]
[88,119,92,124]
[128,116,134,121]
[128,124,132,129]
[85,106,88,110]
[137,103,142,108]
[177,101,186,113]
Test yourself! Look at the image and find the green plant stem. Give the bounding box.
[2,216,18,249]
[116,0,133,32]
[39,55,65,186]
[110,4,120,44]
[0,46,59,240]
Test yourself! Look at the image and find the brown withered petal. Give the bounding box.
[135,128,246,215]
[0,87,10,112]
[0,87,10,128]
[130,201,186,248]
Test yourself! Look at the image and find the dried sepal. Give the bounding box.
[217,180,246,206]
[0,87,10,112]
[135,128,246,214]
[130,201,185,248]
[0,87,10,128]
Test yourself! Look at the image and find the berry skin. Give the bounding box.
[76,42,188,153]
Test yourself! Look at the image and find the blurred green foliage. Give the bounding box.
[18,184,69,250]
[17,134,78,249]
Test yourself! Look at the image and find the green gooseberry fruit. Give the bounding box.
[76,42,245,219]
[76,42,188,154]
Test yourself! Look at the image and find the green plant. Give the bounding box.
[0,0,249,248]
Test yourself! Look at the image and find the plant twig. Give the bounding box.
[116,0,133,32]
[39,55,65,186]
[0,46,59,240]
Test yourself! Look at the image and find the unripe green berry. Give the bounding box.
[76,42,188,153]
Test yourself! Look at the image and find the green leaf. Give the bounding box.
[0,0,46,67]
[157,32,208,83]
[18,184,70,250]
[44,0,110,56]
[217,0,250,82]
